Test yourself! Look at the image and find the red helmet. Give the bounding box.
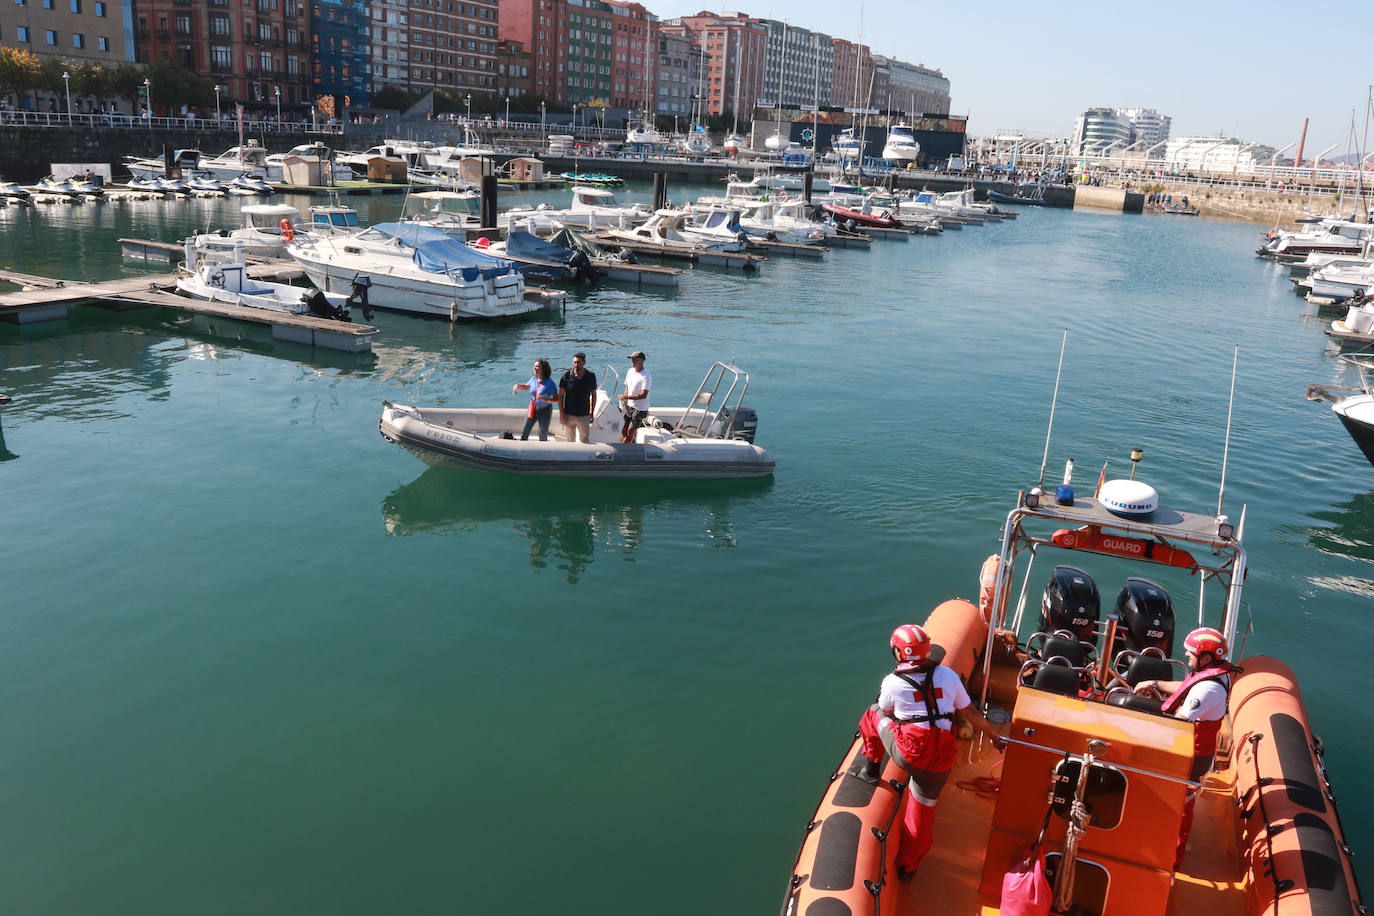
[1184,627,1227,660]
[890,624,931,662]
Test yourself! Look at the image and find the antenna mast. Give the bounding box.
[1217,346,1239,517]
[1037,331,1069,489]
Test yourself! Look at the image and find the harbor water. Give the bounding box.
[2,188,1371,912]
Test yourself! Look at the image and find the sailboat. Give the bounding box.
[679,46,712,156]
[763,22,792,152]
[625,46,664,147]
[723,31,748,157]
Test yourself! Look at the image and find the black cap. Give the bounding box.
[628,350,646,360]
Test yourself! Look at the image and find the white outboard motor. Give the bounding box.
[1344,303,1374,334]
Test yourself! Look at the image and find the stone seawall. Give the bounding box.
[1136,181,1368,227]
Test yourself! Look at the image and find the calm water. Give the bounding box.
[2,188,1371,913]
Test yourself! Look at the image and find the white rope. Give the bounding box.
[1053,743,1101,913]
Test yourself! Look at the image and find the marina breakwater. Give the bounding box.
[1136,180,1370,225]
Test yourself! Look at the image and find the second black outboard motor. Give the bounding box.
[1038,566,1100,642]
[1109,577,1176,659]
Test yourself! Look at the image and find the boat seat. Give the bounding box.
[1105,688,1165,715]
[1026,629,1094,667]
[1115,652,1178,688]
[1019,658,1089,697]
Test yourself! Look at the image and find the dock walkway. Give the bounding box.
[0,264,377,352]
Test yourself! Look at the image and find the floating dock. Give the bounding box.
[0,265,377,352]
[750,239,825,260]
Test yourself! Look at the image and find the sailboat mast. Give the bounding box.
[729,30,739,134]
[811,33,820,160]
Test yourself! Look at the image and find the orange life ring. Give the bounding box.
[280,218,295,242]
[780,190,790,201]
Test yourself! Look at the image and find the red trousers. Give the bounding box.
[858,707,949,873]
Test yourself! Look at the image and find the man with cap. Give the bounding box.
[558,351,597,443]
[619,350,652,443]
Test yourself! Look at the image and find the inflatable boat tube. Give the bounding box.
[781,599,989,916]
[1230,657,1363,916]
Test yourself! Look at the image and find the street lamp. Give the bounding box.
[213,84,225,121]
[61,70,71,119]
[504,96,510,125]
[539,100,546,138]
[274,85,281,123]
[143,78,151,119]
[464,93,471,122]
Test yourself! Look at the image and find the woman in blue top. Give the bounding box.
[513,358,558,441]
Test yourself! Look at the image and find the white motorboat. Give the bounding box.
[1307,360,1374,467]
[504,185,648,231]
[1289,252,1370,277]
[1330,296,1374,336]
[881,122,920,166]
[378,361,774,478]
[403,189,481,232]
[176,240,350,320]
[1258,219,1374,260]
[728,199,828,244]
[605,208,747,252]
[1302,263,1374,304]
[831,127,864,164]
[423,126,499,168]
[679,124,712,156]
[190,204,303,258]
[265,143,355,183]
[308,205,361,235]
[195,141,274,181]
[287,221,533,320]
[685,206,751,248]
[337,140,431,174]
[723,133,748,156]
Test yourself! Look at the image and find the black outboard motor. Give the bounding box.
[1038,566,1100,642]
[344,275,373,321]
[566,248,592,279]
[303,289,349,322]
[1109,577,1175,659]
[725,406,759,443]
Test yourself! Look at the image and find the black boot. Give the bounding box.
[855,757,881,784]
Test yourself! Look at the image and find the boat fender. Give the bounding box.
[449,299,460,323]
[279,218,294,242]
[978,554,1001,620]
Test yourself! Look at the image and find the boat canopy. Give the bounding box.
[548,227,623,260]
[505,230,577,266]
[414,238,515,281]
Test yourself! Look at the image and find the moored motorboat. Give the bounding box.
[175,241,350,320]
[379,361,773,478]
[881,122,921,167]
[1308,360,1374,467]
[473,230,595,283]
[783,379,1362,915]
[605,208,748,252]
[287,221,532,320]
[820,199,904,230]
[189,204,303,259]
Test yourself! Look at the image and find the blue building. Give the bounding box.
[311,0,368,110]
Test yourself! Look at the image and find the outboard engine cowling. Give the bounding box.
[728,406,759,443]
[1038,566,1100,642]
[1109,577,1175,658]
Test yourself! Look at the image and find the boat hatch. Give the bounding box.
[677,362,751,439]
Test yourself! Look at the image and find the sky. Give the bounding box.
[650,0,1374,157]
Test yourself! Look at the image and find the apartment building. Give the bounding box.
[0,0,136,71]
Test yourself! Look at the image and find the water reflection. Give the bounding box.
[0,421,17,461]
[381,467,771,583]
[1306,490,1374,564]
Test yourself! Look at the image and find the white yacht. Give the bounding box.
[196,142,275,182]
[189,204,303,258]
[1258,219,1374,260]
[831,128,864,164]
[265,143,355,183]
[881,123,920,166]
[606,208,746,252]
[404,189,482,232]
[287,221,532,320]
[725,199,827,244]
[504,185,649,231]
[175,240,349,320]
[625,112,665,146]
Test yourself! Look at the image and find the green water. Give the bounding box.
[2,189,1371,913]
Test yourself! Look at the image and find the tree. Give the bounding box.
[109,63,144,108]
[72,63,113,109]
[370,86,419,112]
[0,46,41,106]
[143,58,212,112]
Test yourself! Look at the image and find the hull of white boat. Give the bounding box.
[291,249,530,320]
[380,405,774,478]
[175,275,312,314]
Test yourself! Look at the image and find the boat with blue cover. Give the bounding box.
[287,221,533,320]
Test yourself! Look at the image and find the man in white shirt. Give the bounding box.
[618,350,652,443]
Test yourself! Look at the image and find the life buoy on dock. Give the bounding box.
[279,218,294,242]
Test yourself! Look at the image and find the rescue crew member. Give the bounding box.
[1133,626,1236,868]
[557,351,597,443]
[856,624,1005,881]
[618,350,651,443]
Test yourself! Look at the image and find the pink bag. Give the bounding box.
[1000,845,1051,916]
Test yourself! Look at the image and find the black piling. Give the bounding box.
[652,172,667,211]
[480,174,498,230]
[803,171,813,203]
[163,143,175,179]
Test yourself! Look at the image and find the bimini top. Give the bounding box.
[368,223,518,281]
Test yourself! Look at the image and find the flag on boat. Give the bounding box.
[1094,461,1108,497]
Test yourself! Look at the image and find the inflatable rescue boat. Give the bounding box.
[783,470,1362,916]
[379,361,774,479]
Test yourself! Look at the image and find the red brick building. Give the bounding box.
[496,37,532,102]
[829,37,871,109]
[659,11,765,118]
[135,0,313,113]
[497,0,567,103]
[602,1,655,111]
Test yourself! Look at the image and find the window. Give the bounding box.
[94,0,104,13]
[45,28,57,44]
[210,44,230,68]
[175,14,190,34]
[72,32,83,47]
[17,24,29,40]
[97,35,108,50]
[70,0,79,10]
[42,0,51,7]
[210,15,229,36]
